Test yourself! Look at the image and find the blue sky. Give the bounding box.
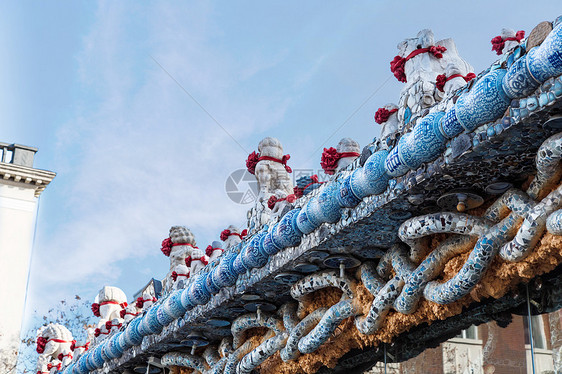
[2,1,560,333]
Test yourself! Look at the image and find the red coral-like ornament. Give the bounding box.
[161,237,172,257]
[246,151,260,175]
[428,45,447,58]
[375,107,395,124]
[321,147,340,175]
[205,245,214,256]
[390,55,407,82]
[491,35,505,55]
[220,229,231,241]
[135,297,145,309]
[435,74,447,92]
[91,302,100,317]
[36,336,47,354]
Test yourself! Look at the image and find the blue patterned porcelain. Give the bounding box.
[399,112,446,170]
[296,207,318,234]
[99,340,111,361]
[240,232,269,269]
[64,363,75,374]
[205,266,222,294]
[232,252,250,275]
[262,229,282,255]
[455,69,510,132]
[104,332,122,359]
[527,23,562,83]
[502,54,540,98]
[77,353,91,373]
[156,302,176,326]
[187,272,211,305]
[77,357,89,374]
[384,143,410,177]
[439,107,464,139]
[350,150,389,198]
[102,339,115,360]
[306,184,341,224]
[92,345,105,368]
[336,176,361,208]
[210,251,238,288]
[123,316,143,346]
[163,289,187,319]
[142,304,164,334]
[85,351,97,371]
[116,330,130,351]
[295,175,322,196]
[180,287,196,310]
[271,209,303,248]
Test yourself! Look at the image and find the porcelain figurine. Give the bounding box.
[220,225,246,249]
[36,323,74,372]
[91,286,127,327]
[206,240,225,263]
[246,137,294,198]
[374,104,400,147]
[491,28,525,56]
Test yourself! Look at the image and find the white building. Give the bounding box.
[0,143,55,373]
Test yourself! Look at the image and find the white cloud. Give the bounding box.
[27,1,314,313]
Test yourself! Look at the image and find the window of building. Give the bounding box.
[455,325,478,340]
[523,315,547,349]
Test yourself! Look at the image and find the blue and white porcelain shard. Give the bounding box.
[350,150,390,198]
[527,22,562,84]
[439,107,464,139]
[295,175,322,196]
[502,52,541,98]
[123,316,143,346]
[336,176,361,208]
[384,142,410,177]
[180,286,195,310]
[211,250,239,288]
[232,251,250,275]
[102,340,116,360]
[205,267,222,294]
[296,204,319,234]
[77,355,90,374]
[455,69,510,133]
[156,301,176,326]
[306,183,341,224]
[262,229,282,255]
[85,350,97,371]
[105,332,123,359]
[116,330,130,352]
[163,289,187,318]
[92,345,105,368]
[240,232,269,269]
[142,303,164,334]
[399,112,446,170]
[271,209,303,248]
[187,272,211,305]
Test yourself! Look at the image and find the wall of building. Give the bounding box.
[0,143,55,373]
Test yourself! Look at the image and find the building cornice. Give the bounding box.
[0,162,56,197]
